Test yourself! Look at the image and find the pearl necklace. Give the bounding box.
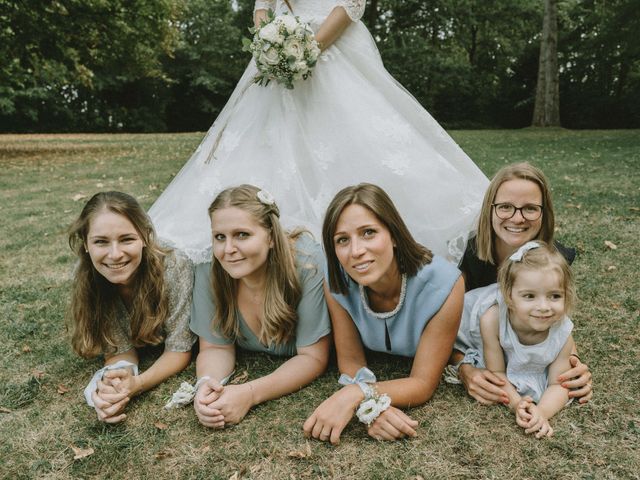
[359,274,407,319]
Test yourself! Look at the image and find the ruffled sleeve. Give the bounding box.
[335,0,366,21]
[254,0,276,12]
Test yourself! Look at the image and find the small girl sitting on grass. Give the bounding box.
[465,241,576,438]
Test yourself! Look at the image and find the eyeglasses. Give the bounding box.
[492,203,543,221]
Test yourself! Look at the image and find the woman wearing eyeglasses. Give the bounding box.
[452,162,593,406]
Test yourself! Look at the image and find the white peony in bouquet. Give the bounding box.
[243,11,321,90]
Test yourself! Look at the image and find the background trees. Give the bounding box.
[0,0,637,132]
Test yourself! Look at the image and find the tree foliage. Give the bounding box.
[0,0,637,132]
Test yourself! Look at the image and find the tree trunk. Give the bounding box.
[532,0,561,126]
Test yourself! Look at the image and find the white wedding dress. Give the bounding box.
[149,0,489,264]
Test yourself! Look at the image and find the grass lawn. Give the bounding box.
[0,129,638,479]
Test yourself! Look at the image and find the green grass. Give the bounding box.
[0,130,638,479]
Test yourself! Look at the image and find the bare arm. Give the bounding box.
[537,336,574,420]
[248,336,329,404]
[303,284,371,444]
[315,7,353,50]
[195,337,236,382]
[479,305,523,409]
[103,347,191,397]
[253,9,269,28]
[209,335,330,425]
[193,337,236,428]
[374,277,465,407]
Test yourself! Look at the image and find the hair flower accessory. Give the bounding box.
[257,189,276,206]
[509,241,541,262]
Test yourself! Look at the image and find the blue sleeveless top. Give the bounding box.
[331,255,460,357]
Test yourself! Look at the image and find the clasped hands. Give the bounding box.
[515,396,553,439]
[92,367,141,423]
[193,379,253,429]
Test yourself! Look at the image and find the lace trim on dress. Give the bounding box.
[336,0,366,21]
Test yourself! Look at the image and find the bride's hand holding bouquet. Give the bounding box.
[244,11,321,90]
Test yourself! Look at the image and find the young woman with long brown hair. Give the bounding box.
[69,191,195,423]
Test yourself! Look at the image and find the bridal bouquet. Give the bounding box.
[243,12,321,90]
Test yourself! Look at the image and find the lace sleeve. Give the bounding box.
[335,0,366,21]
[254,0,276,12]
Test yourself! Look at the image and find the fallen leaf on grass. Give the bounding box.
[155,450,172,460]
[96,182,104,188]
[22,345,31,353]
[288,442,312,459]
[630,207,639,212]
[71,445,94,460]
[230,370,249,384]
[607,265,617,271]
[72,193,87,202]
[154,421,168,430]
[0,406,12,413]
[604,240,617,250]
[57,384,70,394]
[229,472,240,480]
[31,369,45,379]
[199,445,210,454]
[566,203,582,209]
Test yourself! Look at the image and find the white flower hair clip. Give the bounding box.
[256,189,275,206]
[509,241,541,262]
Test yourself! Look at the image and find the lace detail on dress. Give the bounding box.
[254,0,276,13]
[336,0,365,21]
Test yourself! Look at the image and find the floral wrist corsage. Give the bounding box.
[356,388,391,427]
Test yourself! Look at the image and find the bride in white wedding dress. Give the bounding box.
[149,0,489,263]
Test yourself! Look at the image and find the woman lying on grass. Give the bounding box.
[452,162,592,405]
[304,184,464,443]
[190,185,330,428]
[68,191,196,423]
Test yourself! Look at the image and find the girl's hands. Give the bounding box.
[558,355,593,403]
[516,398,553,439]
[367,406,418,441]
[458,364,509,405]
[207,384,254,426]
[194,379,225,428]
[303,384,363,445]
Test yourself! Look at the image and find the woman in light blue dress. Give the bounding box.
[304,184,464,444]
[190,185,330,428]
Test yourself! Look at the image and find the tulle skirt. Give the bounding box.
[149,19,489,264]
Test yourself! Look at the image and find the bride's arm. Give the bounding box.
[316,1,366,50]
[253,1,275,27]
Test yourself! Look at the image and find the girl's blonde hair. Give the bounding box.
[323,183,432,295]
[208,185,302,345]
[476,162,556,264]
[68,191,169,358]
[498,241,576,316]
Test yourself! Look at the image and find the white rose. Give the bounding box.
[279,14,298,33]
[293,61,308,74]
[259,23,283,44]
[283,37,304,60]
[259,46,280,66]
